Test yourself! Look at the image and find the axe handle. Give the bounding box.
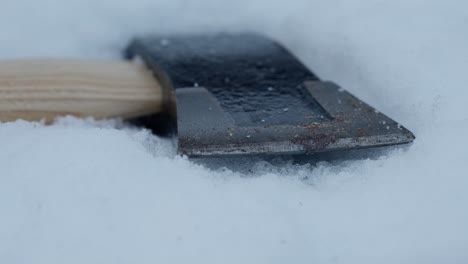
[0,59,165,123]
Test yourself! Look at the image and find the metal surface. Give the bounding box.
[125,34,415,157]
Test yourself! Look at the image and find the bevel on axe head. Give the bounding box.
[125,33,415,157]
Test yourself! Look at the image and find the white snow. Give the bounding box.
[1,0,468,263]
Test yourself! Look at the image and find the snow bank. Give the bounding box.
[1,0,467,263]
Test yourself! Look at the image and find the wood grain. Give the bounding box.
[0,59,165,123]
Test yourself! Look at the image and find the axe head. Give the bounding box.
[125,34,415,157]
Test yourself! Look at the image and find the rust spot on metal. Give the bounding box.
[357,128,368,137]
[300,122,321,130]
[292,133,338,153]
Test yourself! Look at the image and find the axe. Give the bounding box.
[0,34,415,157]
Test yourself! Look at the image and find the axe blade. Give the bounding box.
[125,34,415,157]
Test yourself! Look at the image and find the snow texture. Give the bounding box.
[1,0,468,263]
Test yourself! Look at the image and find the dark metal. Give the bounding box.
[125,33,415,157]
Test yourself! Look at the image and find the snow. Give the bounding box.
[1,0,468,263]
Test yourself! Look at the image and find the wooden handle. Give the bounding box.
[0,59,166,123]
